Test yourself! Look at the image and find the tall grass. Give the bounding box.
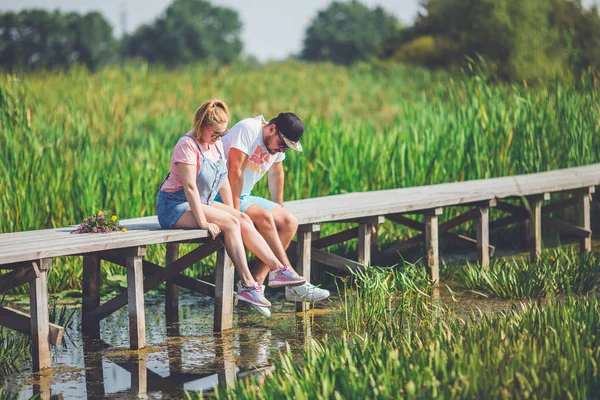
[214,268,600,399]
[450,248,600,299]
[1,61,599,291]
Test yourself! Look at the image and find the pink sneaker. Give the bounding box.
[268,265,306,288]
[236,282,272,307]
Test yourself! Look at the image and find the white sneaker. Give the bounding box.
[285,282,330,303]
[251,285,271,317]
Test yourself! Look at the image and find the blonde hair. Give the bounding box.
[192,99,230,140]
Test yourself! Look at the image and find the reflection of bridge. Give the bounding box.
[29,316,316,399]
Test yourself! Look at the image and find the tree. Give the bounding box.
[123,0,242,67]
[0,9,116,71]
[301,1,402,65]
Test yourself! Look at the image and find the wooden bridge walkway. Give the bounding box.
[1,163,599,371]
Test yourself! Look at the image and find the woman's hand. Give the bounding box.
[201,222,221,239]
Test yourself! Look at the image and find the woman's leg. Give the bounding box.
[173,208,254,285]
[211,202,284,271]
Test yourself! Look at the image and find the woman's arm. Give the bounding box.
[218,179,234,207]
[177,163,219,238]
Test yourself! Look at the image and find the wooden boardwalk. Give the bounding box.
[1,163,599,371]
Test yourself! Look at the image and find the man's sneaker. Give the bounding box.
[236,282,271,307]
[285,282,330,303]
[268,265,306,288]
[251,285,272,317]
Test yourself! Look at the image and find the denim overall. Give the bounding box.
[157,137,228,228]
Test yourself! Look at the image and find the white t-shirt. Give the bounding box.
[221,115,285,196]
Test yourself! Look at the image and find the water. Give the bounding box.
[0,289,343,399]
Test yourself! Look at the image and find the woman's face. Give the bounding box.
[201,121,229,144]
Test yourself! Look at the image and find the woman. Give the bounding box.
[157,99,305,311]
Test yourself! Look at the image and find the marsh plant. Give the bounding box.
[215,268,600,399]
[450,248,600,299]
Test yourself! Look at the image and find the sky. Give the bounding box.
[0,0,598,61]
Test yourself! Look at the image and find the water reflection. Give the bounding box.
[0,290,342,399]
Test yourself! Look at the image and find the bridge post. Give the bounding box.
[525,194,548,260]
[165,243,180,333]
[82,255,101,338]
[296,224,319,312]
[126,246,147,350]
[31,258,52,372]
[424,208,443,284]
[214,242,234,332]
[358,216,384,267]
[476,201,493,267]
[578,187,594,252]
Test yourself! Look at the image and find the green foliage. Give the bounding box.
[301,0,402,65]
[397,0,600,81]
[450,249,600,299]
[123,0,242,66]
[0,9,116,71]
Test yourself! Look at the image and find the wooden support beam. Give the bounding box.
[0,263,40,294]
[127,248,146,350]
[85,241,221,326]
[542,197,579,214]
[386,214,423,231]
[358,221,376,267]
[476,204,490,267]
[490,214,524,230]
[30,258,51,371]
[0,306,64,346]
[288,241,364,273]
[424,212,440,283]
[376,234,425,262]
[312,227,358,249]
[165,243,180,327]
[578,189,592,252]
[82,255,101,338]
[214,244,234,332]
[441,232,496,257]
[495,200,528,216]
[525,195,544,260]
[544,217,592,239]
[296,226,313,312]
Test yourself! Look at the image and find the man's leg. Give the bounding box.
[244,204,294,284]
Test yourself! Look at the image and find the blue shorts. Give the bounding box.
[156,190,190,229]
[214,194,279,213]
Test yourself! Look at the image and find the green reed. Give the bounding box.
[214,275,600,399]
[1,61,599,292]
[449,248,600,299]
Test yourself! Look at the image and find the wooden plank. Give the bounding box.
[424,214,439,283]
[386,214,423,231]
[296,230,312,312]
[214,245,234,332]
[578,191,592,252]
[165,243,180,326]
[84,241,221,325]
[30,259,51,371]
[82,256,101,337]
[476,205,490,267]
[312,227,359,248]
[127,252,146,350]
[0,306,64,346]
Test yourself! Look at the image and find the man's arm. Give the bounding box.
[228,147,249,211]
[268,162,285,206]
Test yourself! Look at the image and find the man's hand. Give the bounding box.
[228,148,249,211]
[268,162,285,205]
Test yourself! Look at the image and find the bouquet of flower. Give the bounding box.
[71,210,127,234]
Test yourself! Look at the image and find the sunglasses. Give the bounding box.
[277,130,289,150]
[203,123,228,139]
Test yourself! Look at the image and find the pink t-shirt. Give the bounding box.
[161,132,224,193]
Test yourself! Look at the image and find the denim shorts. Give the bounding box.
[157,190,190,229]
[214,194,279,213]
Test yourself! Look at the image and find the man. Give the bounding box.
[217,112,330,315]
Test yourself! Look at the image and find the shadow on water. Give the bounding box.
[0,289,342,399]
